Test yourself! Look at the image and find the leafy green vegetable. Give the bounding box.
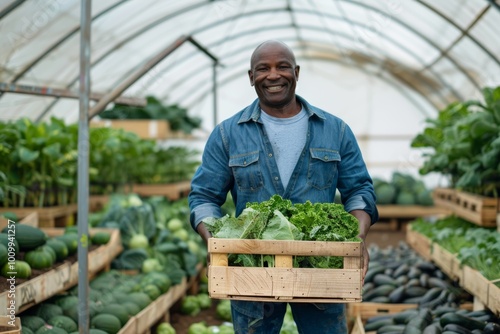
[206,195,360,269]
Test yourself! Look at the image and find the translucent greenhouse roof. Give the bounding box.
[1,0,499,181]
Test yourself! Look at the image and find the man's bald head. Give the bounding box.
[250,40,297,69]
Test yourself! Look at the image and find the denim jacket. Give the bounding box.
[189,95,378,230]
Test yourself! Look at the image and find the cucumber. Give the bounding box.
[392,309,419,324]
[419,287,444,305]
[363,284,396,301]
[404,308,433,332]
[392,263,409,278]
[428,277,450,289]
[374,274,398,286]
[365,266,386,283]
[370,296,391,303]
[423,323,442,334]
[364,319,394,331]
[404,286,428,298]
[483,322,500,334]
[377,324,406,334]
[388,285,407,303]
[439,312,487,332]
[443,324,473,334]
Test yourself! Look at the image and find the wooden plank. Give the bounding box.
[130,181,191,200]
[431,244,457,280]
[0,316,21,334]
[377,205,451,218]
[462,265,490,306]
[90,120,171,140]
[0,228,122,315]
[89,195,110,212]
[488,280,500,316]
[350,315,365,334]
[405,225,432,261]
[348,302,418,321]
[209,266,361,300]
[0,205,77,228]
[208,238,362,257]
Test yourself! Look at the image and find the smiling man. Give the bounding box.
[189,40,378,334]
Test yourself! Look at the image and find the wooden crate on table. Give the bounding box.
[90,119,171,139]
[433,188,499,227]
[375,205,451,230]
[405,225,432,261]
[0,228,122,315]
[0,204,77,228]
[131,180,191,201]
[89,195,110,212]
[208,238,363,303]
[347,302,417,322]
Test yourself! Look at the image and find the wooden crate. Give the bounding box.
[433,188,499,227]
[462,265,490,306]
[0,204,77,228]
[89,195,110,212]
[347,302,417,321]
[0,317,21,334]
[488,280,500,316]
[91,119,171,139]
[0,228,122,315]
[405,225,432,261]
[208,238,363,303]
[350,314,365,334]
[131,181,191,200]
[431,244,459,281]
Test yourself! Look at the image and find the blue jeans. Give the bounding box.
[231,300,347,334]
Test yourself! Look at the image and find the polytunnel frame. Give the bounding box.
[1,0,498,122]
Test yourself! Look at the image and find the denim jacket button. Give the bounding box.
[275,177,279,181]
[268,153,272,157]
[324,156,328,160]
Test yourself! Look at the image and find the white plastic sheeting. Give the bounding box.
[1,0,499,184]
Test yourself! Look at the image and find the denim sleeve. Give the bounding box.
[337,123,379,225]
[188,124,232,231]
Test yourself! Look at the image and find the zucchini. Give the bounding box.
[374,274,398,286]
[422,323,442,334]
[378,324,406,334]
[365,266,386,283]
[443,324,473,334]
[396,276,409,285]
[439,313,487,332]
[404,286,428,298]
[392,309,419,324]
[407,267,422,279]
[420,289,449,310]
[419,287,444,305]
[370,296,391,303]
[428,277,450,289]
[420,273,430,288]
[363,284,396,301]
[389,286,407,303]
[364,319,394,331]
[416,260,437,273]
[393,263,410,278]
[406,278,421,287]
[404,308,433,332]
[403,325,425,334]
[483,322,500,334]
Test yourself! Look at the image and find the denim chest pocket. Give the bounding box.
[307,148,341,190]
[229,151,264,192]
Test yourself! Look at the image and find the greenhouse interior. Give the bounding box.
[0,0,499,333]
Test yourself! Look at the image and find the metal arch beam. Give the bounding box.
[10,0,130,83]
[34,0,213,121]
[416,1,498,69]
[0,0,24,20]
[339,0,482,91]
[155,23,456,107]
[162,32,451,111]
[485,0,500,11]
[186,54,437,121]
[36,2,471,117]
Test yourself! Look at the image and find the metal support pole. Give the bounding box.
[88,35,190,119]
[212,62,218,127]
[77,0,91,332]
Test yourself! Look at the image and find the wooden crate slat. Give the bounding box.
[405,225,432,261]
[347,302,418,321]
[209,266,361,300]
[208,238,362,257]
[131,181,191,200]
[488,281,500,316]
[431,244,457,280]
[462,265,490,306]
[0,205,77,228]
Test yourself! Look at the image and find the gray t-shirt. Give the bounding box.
[261,108,308,189]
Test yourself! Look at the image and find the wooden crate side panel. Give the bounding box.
[405,227,432,261]
[488,281,500,316]
[350,315,365,334]
[462,266,489,306]
[348,302,418,321]
[209,266,361,300]
[0,316,21,334]
[208,239,362,257]
[431,244,456,280]
[91,120,171,139]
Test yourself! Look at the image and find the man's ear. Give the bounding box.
[295,65,300,81]
[248,69,254,86]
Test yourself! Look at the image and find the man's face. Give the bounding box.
[248,44,300,110]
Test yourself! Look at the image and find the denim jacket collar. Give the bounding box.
[237,94,327,124]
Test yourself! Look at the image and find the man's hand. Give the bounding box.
[349,210,372,284]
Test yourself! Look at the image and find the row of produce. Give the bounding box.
[0,117,200,208]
